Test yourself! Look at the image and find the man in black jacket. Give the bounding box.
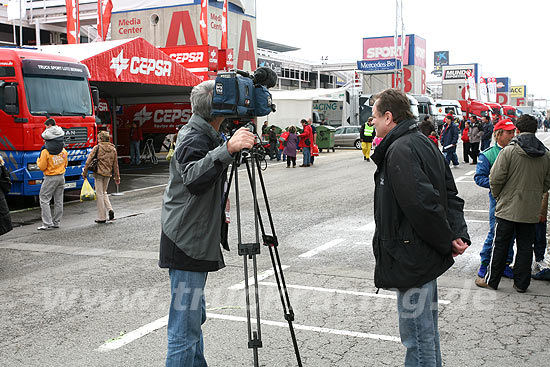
[481,115,494,150]
[371,89,470,366]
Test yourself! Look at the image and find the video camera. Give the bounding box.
[212,67,277,119]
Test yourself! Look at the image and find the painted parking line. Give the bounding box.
[356,221,375,232]
[206,313,401,342]
[298,239,345,258]
[258,282,451,305]
[97,315,169,352]
[228,266,290,290]
[97,311,400,352]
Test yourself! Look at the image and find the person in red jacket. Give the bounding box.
[298,119,313,167]
[461,121,471,164]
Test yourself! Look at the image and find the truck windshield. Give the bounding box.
[23,75,92,116]
[429,105,437,116]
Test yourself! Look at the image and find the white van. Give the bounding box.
[434,99,462,129]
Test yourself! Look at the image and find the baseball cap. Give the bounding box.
[493,118,516,131]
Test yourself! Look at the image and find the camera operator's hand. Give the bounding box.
[227,127,255,155]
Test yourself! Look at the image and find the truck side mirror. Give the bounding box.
[91,87,100,108]
[4,85,17,115]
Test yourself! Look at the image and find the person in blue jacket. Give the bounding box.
[440,114,460,167]
[474,118,516,278]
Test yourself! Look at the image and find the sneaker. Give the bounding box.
[109,210,115,221]
[366,158,370,162]
[513,284,526,293]
[475,276,496,290]
[532,268,550,280]
[477,264,487,278]
[50,224,59,229]
[503,264,514,279]
[37,225,52,231]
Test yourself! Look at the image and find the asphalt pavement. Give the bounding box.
[1,138,550,367]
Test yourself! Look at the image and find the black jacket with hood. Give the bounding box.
[371,119,470,290]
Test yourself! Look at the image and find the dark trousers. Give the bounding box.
[269,142,277,160]
[286,156,296,167]
[469,142,479,164]
[534,221,547,262]
[462,141,471,163]
[487,218,535,290]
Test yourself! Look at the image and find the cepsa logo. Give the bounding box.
[110,50,172,78]
[169,52,204,64]
[131,105,192,125]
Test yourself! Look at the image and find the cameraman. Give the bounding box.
[159,80,255,366]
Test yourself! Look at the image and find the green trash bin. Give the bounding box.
[316,125,336,152]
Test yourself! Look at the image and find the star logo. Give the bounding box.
[227,53,233,61]
[210,50,217,59]
[132,106,152,126]
[110,50,129,78]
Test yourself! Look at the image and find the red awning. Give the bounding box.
[39,38,201,102]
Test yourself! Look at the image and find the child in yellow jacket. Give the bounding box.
[36,119,68,230]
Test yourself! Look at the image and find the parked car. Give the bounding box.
[334,126,361,149]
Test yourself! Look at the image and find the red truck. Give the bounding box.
[0,48,98,196]
[502,105,519,120]
[459,99,493,120]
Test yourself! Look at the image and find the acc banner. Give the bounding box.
[510,85,526,98]
[65,0,80,44]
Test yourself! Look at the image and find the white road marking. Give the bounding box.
[299,239,345,258]
[206,312,401,343]
[464,209,489,213]
[258,282,451,305]
[97,315,169,352]
[356,221,376,232]
[119,184,167,194]
[228,266,290,290]
[0,242,157,260]
[466,219,489,223]
[120,173,169,177]
[465,170,475,176]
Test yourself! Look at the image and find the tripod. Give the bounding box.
[223,146,302,367]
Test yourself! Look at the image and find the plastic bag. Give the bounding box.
[166,144,175,162]
[80,178,96,202]
[312,144,319,157]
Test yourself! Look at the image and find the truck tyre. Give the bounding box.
[332,147,335,152]
[354,139,361,150]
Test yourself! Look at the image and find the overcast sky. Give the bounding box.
[256,0,549,100]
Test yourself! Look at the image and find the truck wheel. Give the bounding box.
[332,147,335,152]
[354,139,361,150]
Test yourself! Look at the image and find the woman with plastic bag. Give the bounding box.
[0,156,13,235]
[82,131,120,223]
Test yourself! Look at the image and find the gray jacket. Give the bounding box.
[160,114,234,270]
[468,123,483,143]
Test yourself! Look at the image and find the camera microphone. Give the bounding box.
[253,67,278,88]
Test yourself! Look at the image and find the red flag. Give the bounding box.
[200,0,208,45]
[221,0,228,49]
[97,0,113,41]
[66,0,80,44]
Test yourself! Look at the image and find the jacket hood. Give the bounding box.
[41,125,64,140]
[44,136,64,155]
[512,133,547,158]
[372,119,418,166]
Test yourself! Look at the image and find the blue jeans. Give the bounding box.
[130,140,141,165]
[166,269,208,367]
[481,139,491,151]
[479,192,514,265]
[302,147,311,165]
[397,279,441,367]
[443,151,459,166]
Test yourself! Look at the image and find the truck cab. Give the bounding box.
[0,48,97,196]
[458,99,492,121]
[485,102,504,121]
[412,95,437,122]
[502,105,519,120]
[359,94,420,124]
[435,99,462,129]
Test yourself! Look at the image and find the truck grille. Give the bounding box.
[63,127,88,145]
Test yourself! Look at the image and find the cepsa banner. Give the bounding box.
[161,45,219,72]
[117,103,192,130]
[84,38,200,86]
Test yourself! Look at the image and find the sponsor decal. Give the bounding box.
[169,51,205,64]
[443,68,473,80]
[357,59,402,72]
[133,106,153,126]
[510,85,526,98]
[110,50,172,78]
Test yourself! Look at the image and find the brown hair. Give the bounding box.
[373,89,414,124]
[98,130,110,142]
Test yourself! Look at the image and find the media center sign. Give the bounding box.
[357,58,402,72]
